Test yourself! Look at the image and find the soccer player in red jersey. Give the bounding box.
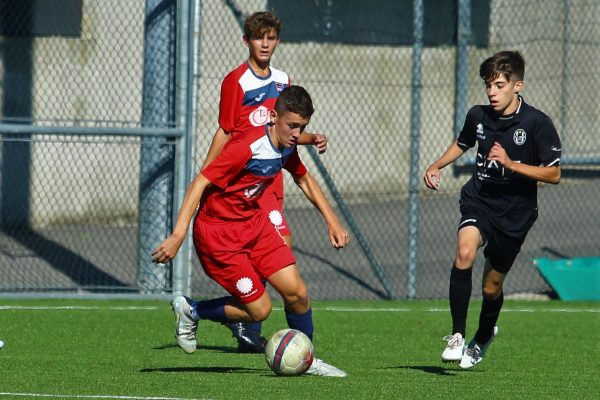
[201,11,327,352]
[153,86,348,377]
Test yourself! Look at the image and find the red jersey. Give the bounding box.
[200,125,307,221]
[219,62,290,135]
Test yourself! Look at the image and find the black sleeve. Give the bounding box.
[456,107,478,151]
[535,114,562,167]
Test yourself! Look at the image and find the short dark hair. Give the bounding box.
[479,51,525,83]
[243,11,282,40]
[275,86,314,119]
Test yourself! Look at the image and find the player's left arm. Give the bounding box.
[488,141,561,184]
[297,132,327,154]
[293,171,349,249]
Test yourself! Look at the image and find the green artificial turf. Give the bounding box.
[0,298,598,400]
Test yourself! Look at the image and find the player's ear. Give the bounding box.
[269,110,277,124]
[514,80,524,93]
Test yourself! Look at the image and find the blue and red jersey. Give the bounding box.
[200,125,307,221]
[219,62,290,136]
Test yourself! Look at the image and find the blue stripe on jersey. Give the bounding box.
[246,157,281,177]
[245,126,297,177]
[243,82,288,107]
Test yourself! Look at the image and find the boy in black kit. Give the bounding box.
[424,51,562,369]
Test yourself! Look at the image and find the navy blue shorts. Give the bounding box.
[458,207,527,274]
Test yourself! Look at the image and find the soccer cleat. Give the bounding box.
[441,332,465,362]
[171,295,198,354]
[306,358,348,378]
[459,326,499,369]
[223,322,267,353]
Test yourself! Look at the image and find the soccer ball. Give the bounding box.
[264,329,314,376]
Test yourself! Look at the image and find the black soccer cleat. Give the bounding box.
[223,322,267,353]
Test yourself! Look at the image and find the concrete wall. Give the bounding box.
[0,0,597,224]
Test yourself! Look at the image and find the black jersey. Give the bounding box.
[456,96,562,236]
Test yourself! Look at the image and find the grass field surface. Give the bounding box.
[0,298,598,400]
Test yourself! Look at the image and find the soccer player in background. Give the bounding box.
[423,51,562,368]
[200,11,327,353]
[152,86,349,377]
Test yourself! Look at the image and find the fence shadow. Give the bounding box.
[293,246,388,299]
[3,227,127,288]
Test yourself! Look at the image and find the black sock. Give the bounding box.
[449,265,472,337]
[474,291,503,344]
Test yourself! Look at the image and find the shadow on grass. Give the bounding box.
[152,342,259,354]
[140,366,262,374]
[388,365,463,376]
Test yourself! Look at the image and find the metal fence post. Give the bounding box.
[138,0,178,293]
[452,0,472,175]
[172,0,198,297]
[407,0,424,300]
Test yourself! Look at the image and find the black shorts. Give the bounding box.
[458,207,527,273]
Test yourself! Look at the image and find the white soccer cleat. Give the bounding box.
[171,295,198,354]
[459,326,499,369]
[441,332,465,362]
[306,358,347,378]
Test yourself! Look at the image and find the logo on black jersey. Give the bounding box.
[513,129,526,145]
[476,123,486,139]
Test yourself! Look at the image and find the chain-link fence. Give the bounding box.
[1,0,598,299]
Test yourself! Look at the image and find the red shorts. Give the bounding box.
[192,211,296,304]
[258,172,291,237]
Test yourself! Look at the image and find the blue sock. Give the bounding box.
[246,321,262,334]
[190,296,230,324]
[285,308,314,341]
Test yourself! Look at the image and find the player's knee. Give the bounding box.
[456,244,476,266]
[281,283,309,309]
[482,283,501,299]
[248,305,272,322]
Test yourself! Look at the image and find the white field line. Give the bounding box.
[285,306,600,313]
[0,306,159,310]
[0,393,214,400]
[0,305,598,313]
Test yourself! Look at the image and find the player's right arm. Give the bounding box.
[151,173,212,264]
[200,70,242,169]
[423,141,465,190]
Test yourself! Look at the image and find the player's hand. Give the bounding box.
[328,224,349,249]
[487,142,513,167]
[313,133,328,154]
[151,233,184,264]
[423,165,441,190]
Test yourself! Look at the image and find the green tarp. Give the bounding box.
[534,257,600,301]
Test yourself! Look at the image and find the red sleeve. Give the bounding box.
[218,74,242,133]
[202,138,250,188]
[283,148,307,178]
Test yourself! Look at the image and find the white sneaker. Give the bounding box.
[460,326,499,369]
[306,358,347,377]
[171,295,198,354]
[441,332,465,362]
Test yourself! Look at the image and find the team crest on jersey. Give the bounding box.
[249,106,270,127]
[476,123,485,139]
[513,129,526,145]
[275,82,285,91]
